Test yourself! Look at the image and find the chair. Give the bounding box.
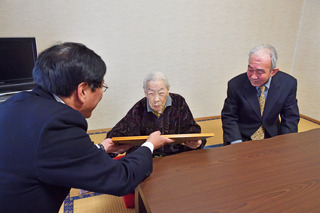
[114,155,135,208]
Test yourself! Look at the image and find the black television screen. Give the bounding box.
[0,37,37,94]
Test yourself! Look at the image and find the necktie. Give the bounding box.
[251,86,266,140]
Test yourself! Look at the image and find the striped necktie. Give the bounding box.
[251,86,266,140]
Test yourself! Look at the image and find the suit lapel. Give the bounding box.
[244,80,261,118]
[263,75,281,119]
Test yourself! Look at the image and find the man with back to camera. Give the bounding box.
[221,44,300,145]
[0,42,173,213]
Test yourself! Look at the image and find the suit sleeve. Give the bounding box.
[221,81,243,145]
[280,78,300,134]
[35,109,152,196]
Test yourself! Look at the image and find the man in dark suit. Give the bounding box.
[221,44,300,145]
[0,42,173,213]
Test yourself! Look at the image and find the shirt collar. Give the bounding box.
[53,93,65,104]
[256,76,272,91]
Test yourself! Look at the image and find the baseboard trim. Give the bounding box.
[195,115,221,122]
[300,114,320,125]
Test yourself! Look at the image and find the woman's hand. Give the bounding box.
[185,140,202,149]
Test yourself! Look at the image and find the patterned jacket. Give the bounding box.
[107,93,205,157]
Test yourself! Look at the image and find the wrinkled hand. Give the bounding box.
[100,138,133,154]
[184,140,202,149]
[147,131,174,150]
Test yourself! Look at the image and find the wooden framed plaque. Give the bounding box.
[112,133,214,145]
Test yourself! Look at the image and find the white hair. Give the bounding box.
[249,44,278,71]
[143,72,170,91]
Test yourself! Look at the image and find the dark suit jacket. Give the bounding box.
[0,86,152,213]
[221,71,300,145]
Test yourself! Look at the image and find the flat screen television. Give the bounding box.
[0,37,37,94]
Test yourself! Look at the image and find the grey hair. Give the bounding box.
[248,44,278,71]
[143,72,170,91]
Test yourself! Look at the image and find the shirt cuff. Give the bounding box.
[141,141,154,153]
[96,144,104,150]
[231,140,243,144]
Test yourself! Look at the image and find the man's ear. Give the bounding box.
[77,82,89,104]
[271,68,279,76]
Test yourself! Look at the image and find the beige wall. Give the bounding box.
[292,0,320,122]
[1,0,318,130]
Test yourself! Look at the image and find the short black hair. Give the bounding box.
[33,42,106,97]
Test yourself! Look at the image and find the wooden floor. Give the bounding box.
[59,115,320,213]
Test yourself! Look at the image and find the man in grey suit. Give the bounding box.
[221,44,300,145]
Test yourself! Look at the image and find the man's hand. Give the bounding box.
[185,140,202,149]
[100,138,133,154]
[147,131,174,150]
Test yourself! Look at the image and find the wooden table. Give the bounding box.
[135,128,320,213]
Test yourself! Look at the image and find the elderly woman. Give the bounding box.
[107,72,205,157]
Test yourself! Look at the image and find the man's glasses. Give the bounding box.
[102,83,108,92]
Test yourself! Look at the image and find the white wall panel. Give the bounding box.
[1,0,314,130]
[292,0,320,121]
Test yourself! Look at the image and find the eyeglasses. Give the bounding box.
[102,83,108,92]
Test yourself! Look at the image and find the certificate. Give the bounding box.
[112,133,214,145]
